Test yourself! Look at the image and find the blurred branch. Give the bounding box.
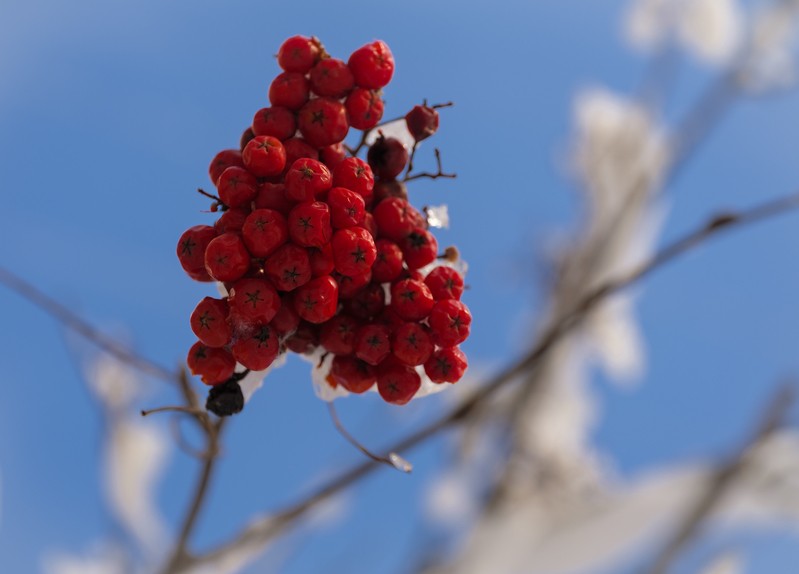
[180,190,799,572]
[639,385,796,574]
[0,265,177,383]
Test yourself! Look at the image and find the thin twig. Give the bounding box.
[404,148,457,182]
[0,265,177,383]
[184,190,799,571]
[141,405,207,418]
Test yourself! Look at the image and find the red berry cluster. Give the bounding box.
[176,36,470,413]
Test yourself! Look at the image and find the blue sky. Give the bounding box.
[2,0,799,572]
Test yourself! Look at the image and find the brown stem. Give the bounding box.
[404,148,456,182]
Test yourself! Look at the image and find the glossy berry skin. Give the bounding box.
[320,143,347,170]
[228,278,281,325]
[328,356,376,393]
[277,35,321,73]
[425,266,464,300]
[268,72,310,110]
[242,209,288,258]
[177,225,217,282]
[346,88,384,130]
[288,201,332,248]
[217,166,258,208]
[254,182,293,214]
[231,324,280,371]
[373,197,421,241]
[308,243,335,277]
[405,105,440,141]
[328,186,366,228]
[390,278,435,321]
[348,40,395,89]
[214,207,249,235]
[209,149,244,185]
[428,299,472,347]
[400,227,438,269]
[285,321,319,354]
[283,137,319,167]
[333,157,374,201]
[271,299,301,336]
[204,233,250,282]
[190,297,232,348]
[354,323,391,366]
[252,106,296,140]
[343,282,385,320]
[331,226,377,277]
[424,346,468,384]
[309,57,354,98]
[284,158,332,202]
[391,322,433,366]
[187,341,236,385]
[320,313,361,355]
[297,97,349,148]
[334,270,372,299]
[243,136,286,177]
[377,361,420,405]
[372,179,408,203]
[367,136,409,180]
[372,239,404,283]
[264,243,312,291]
[294,275,339,324]
[240,127,255,151]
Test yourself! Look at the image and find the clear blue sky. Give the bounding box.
[2,0,799,572]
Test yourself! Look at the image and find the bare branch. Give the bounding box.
[404,149,456,182]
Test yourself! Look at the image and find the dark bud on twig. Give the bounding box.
[367,135,409,180]
[206,378,244,417]
[405,104,439,142]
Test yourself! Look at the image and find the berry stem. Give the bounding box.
[404,148,456,182]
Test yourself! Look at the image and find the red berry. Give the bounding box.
[390,278,434,321]
[187,342,236,385]
[283,137,319,167]
[346,88,384,130]
[320,143,347,170]
[284,321,319,354]
[177,225,217,282]
[308,243,335,277]
[372,179,408,203]
[288,201,332,248]
[425,266,464,300]
[348,40,395,89]
[231,324,280,371]
[217,166,258,208]
[373,197,421,241]
[240,127,255,151]
[372,239,404,283]
[271,298,301,336]
[328,186,366,228]
[228,278,281,325]
[333,157,374,201]
[405,105,440,141]
[428,299,472,347]
[252,106,296,140]
[277,35,322,73]
[293,275,339,324]
[343,282,385,320]
[309,57,355,98]
[209,149,243,185]
[214,207,250,235]
[268,72,310,110]
[377,361,420,405]
[264,243,312,291]
[331,226,377,277]
[424,346,467,384]
[367,136,408,180]
[241,209,288,258]
[284,158,333,202]
[190,297,232,348]
[242,136,287,177]
[354,323,392,365]
[254,182,293,214]
[391,322,433,366]
[320,313,361,355]
[297,97,349,148]
[328,356,376,393]
[400,227,438,269]
[362,212,378,237]
[204,233,251,282]
[334,270,372,299]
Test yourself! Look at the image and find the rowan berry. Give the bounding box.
[252,106,296,140]
[294,275,339,324]
[241,209,288,258]
[269,72,310,110]
[264,243,312,291]
[190,297,232,348]
[424,346,467,384]
[348,40,394,89]
[309,57,354,98]
[204,233,251,282]
[232,324,280,371]
[320,143,347,170]
[400,227,438,269]
[177,225,217,282]
[372,239,404,283]
[328,186,366,228]
[308,243,335,277]
[346,88,384,130]
[206,378,244,416]
[333,157,374,200]
[209,149,244,185]
[331,226,377,276]
[288,201,332,248]
[354,323,391,365]
[328,356,376,393]
[373,197,421,241]
[254,182,293,213]
[228,278,281,325]
[428,299,471,347]
[425,266,464,300]
[297,97,349,148]
[271,297,301,336]
[242,136,286,177]
[277,35,322,73]
[320,313,361,355]
[390,278,434,321]
[284,320,319,354]
[334,270,372,299]
[214,207,250,235]
[343,282,385,320]
[283,137,319,167]
[217,166,258,208]
[240,127,255,151]
[285,158,333,202]
[377,361,420,405]
[187,341,236,385]
[391,322,433,366]
[367,136,408,180]
[372,179,408,203]
[405,104,439,141]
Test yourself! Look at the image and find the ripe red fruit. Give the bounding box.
[367,136,409,180]
[308,243,335,277]
[320,143,347,170]
[204,233,251,282]
[271,298,301,336]
[268,72,310,110]
[348,40,395,89]
[372,179,408,203]
[328,356,376,393]
[264,243,312,291]
[400,227,438,269]
[405,104,440,141]
[283,137,319,166]
[228,278,281,325]
[333,157,374,201]
[377,361,421,405]
[214,207,249,235]
[428,299,472,347]
[390,278,435,321]
[252,106,296,140]
[424,346,467,384]
[243,136,287,177]
[284,321,319,354]
[240,127,255,151]
[241,209,288,258]
[217,166,258,208]
[209,149,244,185]
[231,324,280,371]
[425,266,464,300]
[187,341,236,385]
[331,226,377,276]
[373,197,421,241]
[391,322,433,366]
[334,270,372,299]
[297,97,349,148]
[309,57,355,98]
[343,282,385,320]
[354,323,392,365]
[254,182,293,214]
[327,186,366,228]
[190,297,232,348]
[288,201,332,248]
[277,35,322,73]
[177,225,217,282]
[294,275,339,324]
[320,313,361,355]
[346,88,384,130]
[372,239,404,283]
[284,158,333,202]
